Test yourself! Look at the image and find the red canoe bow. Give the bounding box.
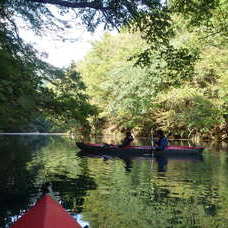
[10,194,81,228]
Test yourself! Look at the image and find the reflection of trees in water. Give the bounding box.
[27,139,97,213]
[0,136,96,227]
[53,174,97,213]
[80,155,227,228]
[0,135,50,227]
[155,154,168,172]
[2,136,228,227]
[27,141,81,183]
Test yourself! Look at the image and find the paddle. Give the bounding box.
[150,129,154,168]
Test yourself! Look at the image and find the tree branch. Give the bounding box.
[26,0,109,10]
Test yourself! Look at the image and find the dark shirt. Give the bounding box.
[155,136,168,151]
[119,135,134,148]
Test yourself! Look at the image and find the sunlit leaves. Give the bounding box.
[169,0,219,27]
[77,22,227,139]
[78,30,201,132]
[154,87,223,136]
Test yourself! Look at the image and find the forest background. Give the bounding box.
[0,0,227,141]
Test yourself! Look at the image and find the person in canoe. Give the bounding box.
[154,130,169,151]
[118,130,134,148]
[102,130,134,148]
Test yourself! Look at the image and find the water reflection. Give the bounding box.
[155,154,168,172]
[0,135,49,227]
[0,135,96,228]
[119,157,133,172]
[1,135,228,228]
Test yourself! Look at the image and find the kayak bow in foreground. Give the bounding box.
[10,194,81,228]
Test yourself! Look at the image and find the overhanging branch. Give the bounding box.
[27,0,109,10]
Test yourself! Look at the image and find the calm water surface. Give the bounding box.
[0,135,228,228]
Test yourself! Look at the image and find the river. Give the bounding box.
[0,135,228,228]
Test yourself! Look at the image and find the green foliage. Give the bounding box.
[0,48,40,131]
[3,0,169,33]
[78,31,201,134]
[169,0,220,27]
[79,32,156,129]
[155,87,223,136]
[79,32,146,105]
[78,5,228,139]
[219,73,228,104]
[0,0,227,138]
[170,0,228,38]
[0,45,96,132]
[48,64,98,130]
[0,1,99,132]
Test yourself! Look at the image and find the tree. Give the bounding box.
[0,0,65,131]
[1,0,227,135]
[3,0,227,68]
[0,0,99,131]
[48,63,98,130]
[10,0,165,31]
[78,30,199,132]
